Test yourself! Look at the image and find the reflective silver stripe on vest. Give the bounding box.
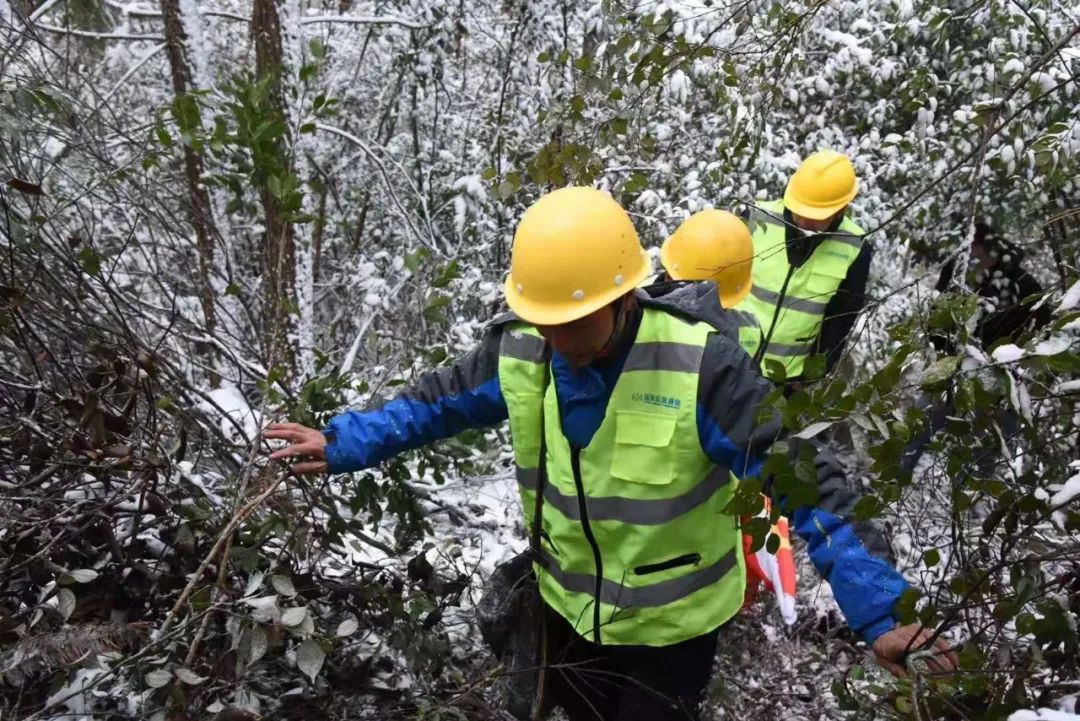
[536,547,738,608]
[750,285,828,315]
[766,340,813,357]
[623,342,701,373]
[516,465,731,526]
[500,331,546,363]
[731,309,760,329]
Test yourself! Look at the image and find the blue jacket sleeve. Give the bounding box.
[695,331,907,644]
[323,324,509,473]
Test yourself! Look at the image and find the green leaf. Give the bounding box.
[309,37,327,60]
[921,356,959,388]
[424,294,451,322]
[537,50,550,63]
[154,124,173,148]
[78,248,101,276]
[852,495,883,521]
[763,358,787,384]
[431,260,461,289]
[300,123,316,134]
[923,549,941,567]
[267,174,283,199]
[170,94,200,132]
[481,166,496,180]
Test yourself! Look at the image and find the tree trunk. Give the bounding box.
[251,0,296,375]
[160,0,220,387]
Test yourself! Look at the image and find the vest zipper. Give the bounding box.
[570,446,604,644]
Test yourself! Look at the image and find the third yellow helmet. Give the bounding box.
[784,149,858,220]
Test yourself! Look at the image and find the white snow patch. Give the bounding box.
[1050,471,1080,507]
[1035,335,1074,356]
[992,344,1025,363]
[1056,379,1080,395]
[1003,57,1026,75]
[1058,279,1080,312]
[200,385,261,441]
[1008,710,1080,721]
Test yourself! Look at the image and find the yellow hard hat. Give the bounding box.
[784,150,858,220]
[503,187,650,326]
[660,209,754,308]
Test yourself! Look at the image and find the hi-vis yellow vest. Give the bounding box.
[497,308,745,646]
[738,200,864,377]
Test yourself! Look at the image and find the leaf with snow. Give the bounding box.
[992,344,1025,364]
[1057,279,1080,313]
[921,356,959,386]
[296,639,325,683]
[57,588,76,620]
[1015,376,1033,424]
[1056,380,1080,395]
[792,421,832,440]
[281,606,308,627]
[1008,709,1080,721]
[271,574,297,597]
[145,669,172,688]
[296,610,316,637]
[68,569,98,584]
[1034,335,1074,357]
[175,668,207,685]
[244,625,268,666]
[1050,472,1080,508]
[335,617,359,638]
[243,571,265,598]
[243,594,279,623]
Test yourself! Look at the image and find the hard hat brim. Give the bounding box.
[783,182,858,220]
[503,251,651,326]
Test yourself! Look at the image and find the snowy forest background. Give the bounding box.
[1,0,1079,719]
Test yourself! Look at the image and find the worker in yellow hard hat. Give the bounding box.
[738,149,872,386]
[265,186,955,720]
[656,209,763,359]
[658,210,797,622]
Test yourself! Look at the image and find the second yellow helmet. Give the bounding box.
[660,209,754,308]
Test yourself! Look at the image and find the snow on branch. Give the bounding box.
[70,4,427,29]
[299,14,430,30]
[33,22,163,41]
[315,123,444,257]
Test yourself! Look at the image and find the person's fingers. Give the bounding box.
[262,427,309,442]
[923,653,953,675]
[269,441,325,460]
[876,656,908,678]
[292,460,328,475]
[932,640,960,671]
[265,422,308,431]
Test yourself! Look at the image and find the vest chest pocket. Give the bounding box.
[609,411,678,484]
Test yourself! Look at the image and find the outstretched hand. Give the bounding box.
[872,623,959,678]
[263,422,329,475]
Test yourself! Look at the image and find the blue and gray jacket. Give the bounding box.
[323,284,907,644]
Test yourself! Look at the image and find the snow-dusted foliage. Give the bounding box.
[0,0,1078,719]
